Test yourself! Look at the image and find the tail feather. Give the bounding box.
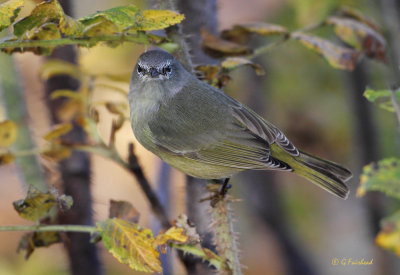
[294,151,352,199]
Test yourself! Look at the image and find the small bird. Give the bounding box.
[129,50,352,199]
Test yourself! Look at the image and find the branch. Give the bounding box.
[0,33,162,49]
[73,143,170,229]
[127,143,171,229]
[0,224,97,234]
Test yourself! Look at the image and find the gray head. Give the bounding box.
[132,50,189,83]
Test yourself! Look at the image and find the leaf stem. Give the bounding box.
[390,88,400,126]
[0,224,97,234]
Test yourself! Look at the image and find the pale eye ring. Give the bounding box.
[137,65,144,74]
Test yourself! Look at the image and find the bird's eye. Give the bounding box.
[164,66,172,74]
[137,65,144,74]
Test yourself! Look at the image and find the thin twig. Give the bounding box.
[127,143,171,229]
[0,33,163,49]
[0,224,97,233]
[72,143,170,229]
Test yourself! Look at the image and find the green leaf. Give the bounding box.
[376,211,400,257]
[326,16,386,61]
[292,32,360,71]
[357,158,400,199]
[13,0,64,38]
[363,88,400,112]
[79,5,140,32]
[0,0,24,32]
[97,218,162,273]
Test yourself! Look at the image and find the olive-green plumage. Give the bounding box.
[129,50,352,199]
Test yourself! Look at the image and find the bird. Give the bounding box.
[128,49,352,199]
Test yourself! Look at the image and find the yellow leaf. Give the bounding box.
[50,90,83,100]
[221,22,287,43]
[221,57,265,75]
[59,15,83,36]
[376,211,400,257]
[0,120,18,147]
[105,102,128,116]
[13,188,58,222]
[0,0,24,32]
[56,99,83,122]
[41,143,71,161]
[326,16,386,62]
[138,10,185,31]
[0,153,14,165]
[40,59,81,80]
[292,32,360,71]
[43,123,73,141]
[97,218,162,273]
[154,226,188,248]
[18,231,61,259]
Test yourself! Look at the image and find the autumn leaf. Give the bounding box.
[40,59,81,80]
[109,200,140,223]
[221,22,287,43]
[357,158,400,199]
[13,0,64,38]
[376,211,400,257]
[97,218,162,273]
[41,143,71,161]
[326,16,386,61]
[43,123,73,141]
[137,10,185,31]
[201,28,253,58]
[0,0,24,32]
[0,153,14,165]
[13,188,58,222]
[339,6,382,33]
[221,57,265,75]
[18,231,62,259]
[363,88,400,112]
[59,15,83,36]
[292,32,360,71]
[0,120,18,147]
[154,226,188,248]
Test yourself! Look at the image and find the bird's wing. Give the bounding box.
[147,82,296,170]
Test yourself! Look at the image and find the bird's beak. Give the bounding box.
[150,68,160,78]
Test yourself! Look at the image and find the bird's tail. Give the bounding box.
[292,151,352,199]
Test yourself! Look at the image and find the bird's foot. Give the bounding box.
[200,178,231,207]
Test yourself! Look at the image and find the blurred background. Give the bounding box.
[0,0,399,274]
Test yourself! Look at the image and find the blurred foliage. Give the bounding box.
[364,88,400,113]
[358,158,400,199]
[359,87,400,258]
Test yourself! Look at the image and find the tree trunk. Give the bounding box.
[44,1,102,274]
